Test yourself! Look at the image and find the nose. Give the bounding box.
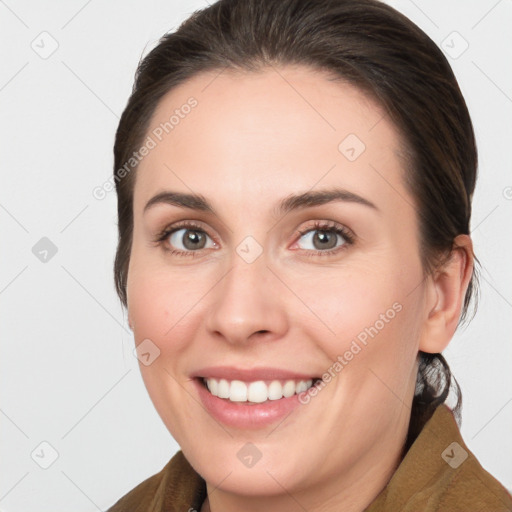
[204,251,288,346]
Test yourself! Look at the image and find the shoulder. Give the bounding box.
[422,404,512,510]
[106,450,206,512]
[426,442,512,510]
[366,404,512,511]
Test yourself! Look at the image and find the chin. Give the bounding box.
[198,457,303,496]
[182,437,315,497]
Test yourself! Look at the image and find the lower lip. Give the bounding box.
[193,378,304,429]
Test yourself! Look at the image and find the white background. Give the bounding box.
[0,0,511,510]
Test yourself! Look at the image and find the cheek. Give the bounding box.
[126,261,204,442]
[127,253,205,354]
[292,259,424,371]
[293,267,394,332]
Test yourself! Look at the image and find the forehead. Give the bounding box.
[133,65,408,218]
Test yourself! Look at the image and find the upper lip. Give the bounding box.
[191,366,319,382]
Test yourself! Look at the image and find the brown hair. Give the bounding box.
[113,0,479,454]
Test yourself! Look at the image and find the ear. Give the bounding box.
[418,234,474,354]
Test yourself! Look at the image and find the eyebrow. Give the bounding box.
[143,188,378,217]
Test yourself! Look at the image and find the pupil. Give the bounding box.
[185,230,204,249]
[315,231,335,249]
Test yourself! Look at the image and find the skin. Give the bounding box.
[126,65,473,512]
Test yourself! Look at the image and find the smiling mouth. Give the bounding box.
[199,377,321,404]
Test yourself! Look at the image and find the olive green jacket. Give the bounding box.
[107,404,512,511]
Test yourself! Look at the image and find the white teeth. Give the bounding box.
[247,381,268,403]
[204,377,314,403]
[217,379,230,399]
[229,380,247,402]
[268,380,283,400]
[283,380,296,398]
[296,380,309,393]
[207,377,218,396]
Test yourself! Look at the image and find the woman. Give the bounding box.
[107,0,512,510]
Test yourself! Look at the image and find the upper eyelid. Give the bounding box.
[161,219,348,235]
[297,220,352,235]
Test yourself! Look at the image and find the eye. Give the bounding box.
[155,221,217,257]
[293,221,354,257]
[154,220,355,258]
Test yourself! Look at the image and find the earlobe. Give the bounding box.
[419,235,474,354]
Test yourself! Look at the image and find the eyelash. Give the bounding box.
[153,220,355,258]
[296,221,355,258]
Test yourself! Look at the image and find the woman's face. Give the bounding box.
[127,65,429,500]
